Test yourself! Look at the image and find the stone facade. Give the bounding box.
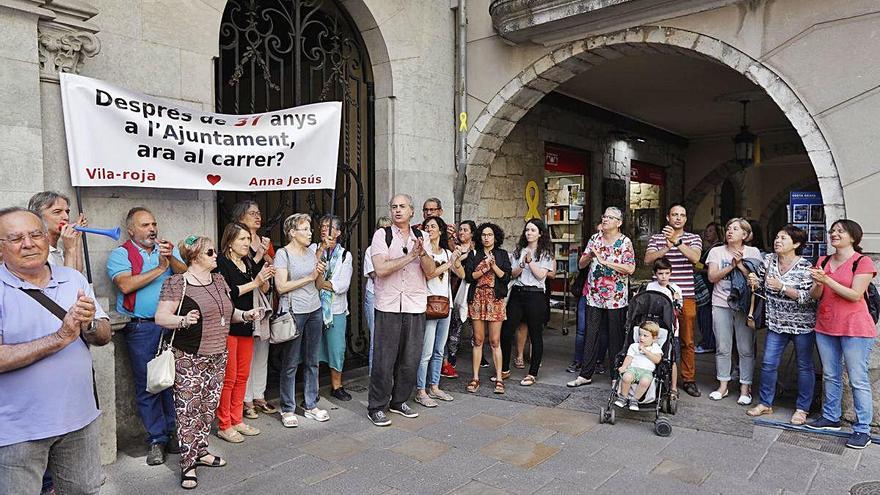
[477,100,686,246]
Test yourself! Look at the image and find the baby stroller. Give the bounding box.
[598,290,678,436]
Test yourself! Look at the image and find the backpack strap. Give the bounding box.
[385,226,423,247]
[853,255,866,274]
[820,255,831,269]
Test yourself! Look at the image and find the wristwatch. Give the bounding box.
[83,319,99,335]
[673,239,683,247]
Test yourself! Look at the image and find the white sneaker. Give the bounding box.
[737,394,752,405]
[566,376,592,387]
[628,399,640,411]
[613,397,627,408]
[281,412,298,428]
[304,407,330,422]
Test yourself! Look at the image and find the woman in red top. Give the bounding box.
[805,219,876,450]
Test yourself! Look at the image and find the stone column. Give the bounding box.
[35,0,114,464]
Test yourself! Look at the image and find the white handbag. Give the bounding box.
[269,299,300,344]
[146,278,185,394]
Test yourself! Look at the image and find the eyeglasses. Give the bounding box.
[601,215,622,221]
[481,233,494,237]
[245,211,261,218]
[0,230,47,245]
[204,249,216,257]
[827,228,847,235]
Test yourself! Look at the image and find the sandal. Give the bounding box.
[520,375,536,387]
[181,467,198,490]
[195,454,227,467]
[490,371,512,382]
[669,389,679,400]
[791,409,808,425]
[494,379,505,394]
[254,401,277,414]
[466,379,480,393]
[747,404,773,417]
[514,357,525,369]
[243,406,259,419]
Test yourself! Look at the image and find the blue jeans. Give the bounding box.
[815,333,875,433]
[124,320,176,444]
[280,309,322,412]
[573,296,586,364]
[697,303,715,349]
[0,418,101,494]
[757,331,815,410]
[364,290,376,372]
[418,314,451,389]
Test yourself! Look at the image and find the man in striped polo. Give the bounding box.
[644,204,703,397]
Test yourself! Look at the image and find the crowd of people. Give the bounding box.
[0,191,876,493]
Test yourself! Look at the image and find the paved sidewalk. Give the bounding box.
[103,374,880,495]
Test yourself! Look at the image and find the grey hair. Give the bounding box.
[0,207,46,234]
[283,213,311,240]
[125,207,153,229]
[424,197,442,209]
[388,194,414,209]
[319,214,343,232]
[376,216,392,229]
[231,199,259,223]
[604,206,624,220]
[27,191,70,215]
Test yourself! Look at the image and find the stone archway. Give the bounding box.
[463,26,845,225]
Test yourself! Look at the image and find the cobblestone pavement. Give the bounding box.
[103,328,880,494]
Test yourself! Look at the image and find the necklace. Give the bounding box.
[188,271,227,327]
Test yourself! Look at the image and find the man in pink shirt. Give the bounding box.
[367,194,436,426]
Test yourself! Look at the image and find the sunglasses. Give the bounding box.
[204,249,216,257]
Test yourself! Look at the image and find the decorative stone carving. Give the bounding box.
[38,29,100,81]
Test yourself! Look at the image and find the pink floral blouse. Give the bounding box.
[582,233,636,309]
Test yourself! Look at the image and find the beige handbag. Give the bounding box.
[146,277,186,394]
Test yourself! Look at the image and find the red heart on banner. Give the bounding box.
[206,174,222,185]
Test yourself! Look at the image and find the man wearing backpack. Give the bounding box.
[366,194,436,426]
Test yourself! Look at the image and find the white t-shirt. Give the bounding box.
[626,342,662,372]
[47,244,65,266]
[510,249,555,290]
[363,246,376,294]
[426,248,452,299]
[705,245,761,307]
[646,281,682,336]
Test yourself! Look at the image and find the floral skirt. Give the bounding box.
[468,286,506,322]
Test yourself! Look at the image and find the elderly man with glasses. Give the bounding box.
[0,207,111,494]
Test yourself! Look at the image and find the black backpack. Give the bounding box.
[821,255,880,324]
[384,226,422,247]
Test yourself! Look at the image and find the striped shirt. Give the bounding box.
[646,232,702,298]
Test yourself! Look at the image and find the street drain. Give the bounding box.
[776,429,846,455]
[850,481,880,495]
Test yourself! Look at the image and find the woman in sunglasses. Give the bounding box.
[155,235,265,489]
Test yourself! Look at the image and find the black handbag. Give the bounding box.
[569,269,588,298]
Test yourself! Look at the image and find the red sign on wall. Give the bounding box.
[545,144,589,175]
[631,160,666,186]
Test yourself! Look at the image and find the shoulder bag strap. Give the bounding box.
[167,276,186,350]
[19,287,100,409]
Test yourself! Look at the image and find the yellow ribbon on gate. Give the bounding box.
[524,180,541,220]
[458,112,468,132]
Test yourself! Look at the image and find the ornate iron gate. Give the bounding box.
[215,0,374,365]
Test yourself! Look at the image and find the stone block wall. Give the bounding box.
[478,101,686,248]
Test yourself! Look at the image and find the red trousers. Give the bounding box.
[216,335,254,430]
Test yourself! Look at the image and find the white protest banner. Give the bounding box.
[60,73,341,191]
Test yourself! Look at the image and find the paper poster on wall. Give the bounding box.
[789,191,825,261]
[60,73,341,191]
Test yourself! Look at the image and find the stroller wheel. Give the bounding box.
[598,406,606,424]
[608,407,616,425]
[659,397,669,414]
[654,417,672,437]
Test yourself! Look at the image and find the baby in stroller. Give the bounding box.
[614,321,663,411]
